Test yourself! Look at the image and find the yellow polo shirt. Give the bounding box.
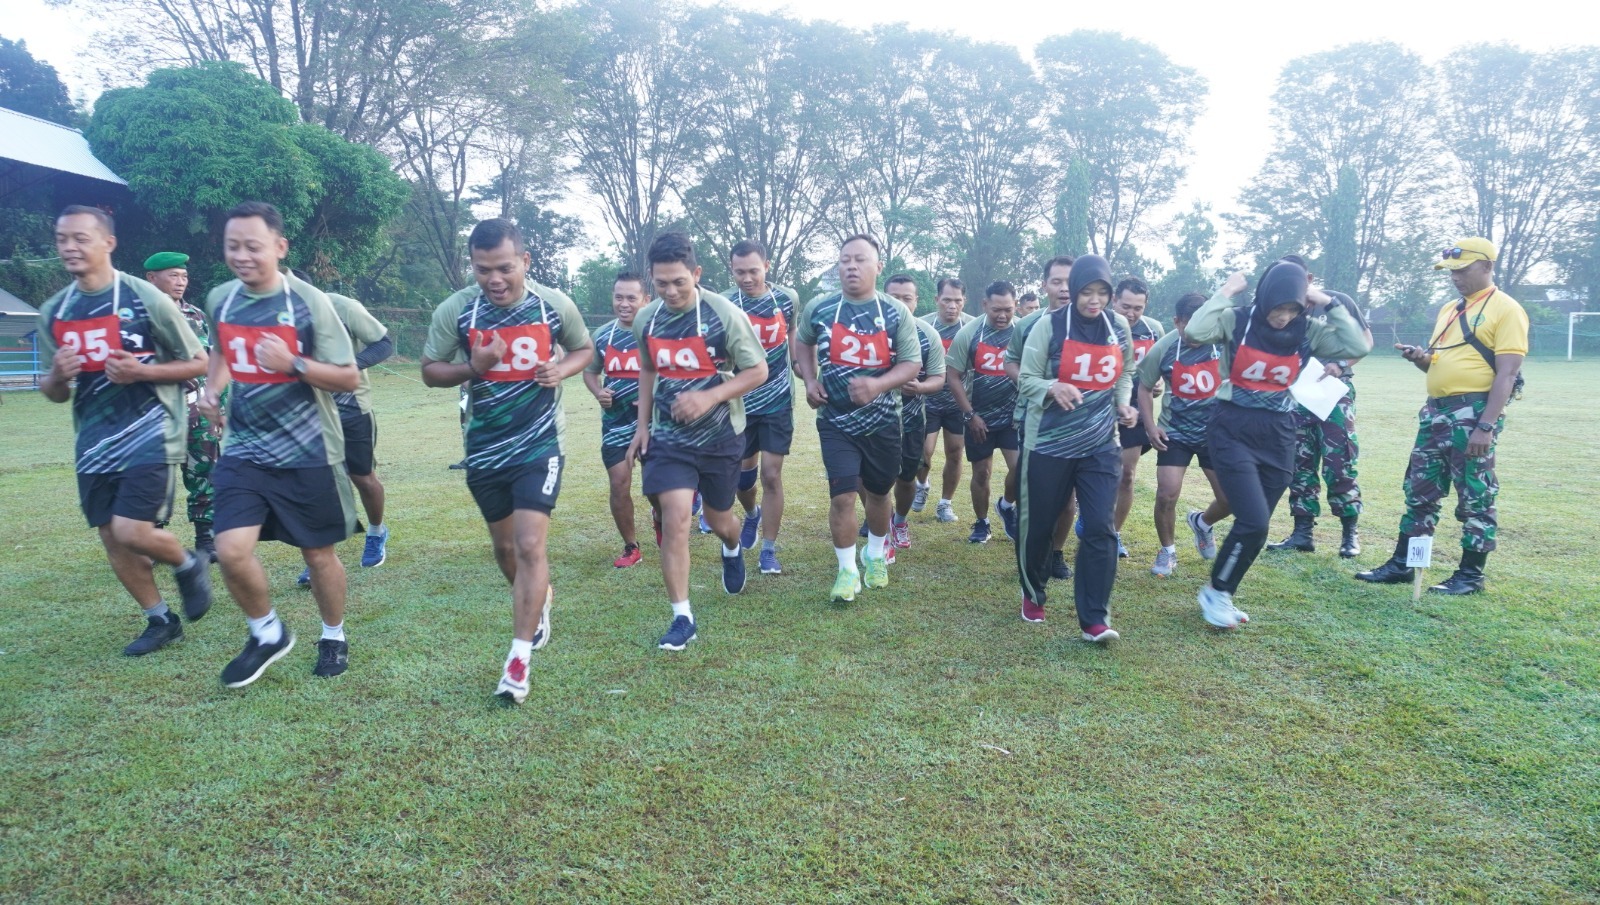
[1426,286,1528,398]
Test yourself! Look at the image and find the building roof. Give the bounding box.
[0,106,126,199]
[0,286,41,339]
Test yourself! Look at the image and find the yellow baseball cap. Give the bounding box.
[1434,237,1497,270]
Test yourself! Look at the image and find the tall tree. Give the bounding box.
[1148,202,1217,306]
[925,36,1048,289]
[0,37,77,125]
[1438,45,1600,292]
[1052,158,1091,258]
[1228,43,1438,302]
[1321,165,1361,294]
[1035,31,1205,269]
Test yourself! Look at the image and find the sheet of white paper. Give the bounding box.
[1405,535,1434,568]
[1289,357,1346,421]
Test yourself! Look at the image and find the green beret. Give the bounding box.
[143,251,190,272]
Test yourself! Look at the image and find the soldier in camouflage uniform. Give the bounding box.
[144,252,221,562]
[1357,237,1528,595]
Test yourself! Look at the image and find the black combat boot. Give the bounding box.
[1338,516,1360,558]
[1430,549,1487,595]
[1355,536,1412,583]
[1268,516,1316,552]
[194,520,218,563]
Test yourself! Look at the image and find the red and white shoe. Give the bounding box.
[1021,595,1046,623]
[885,545,897,566]
[497,655,530,703]
[891,520,912,549]
[613,543,642,568]
[1082,623,1120,643]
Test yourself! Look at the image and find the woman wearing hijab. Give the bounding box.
[1183,262,1371,629]
[1014,255,1139,642]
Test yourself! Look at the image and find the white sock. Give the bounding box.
[916,479,929,490]
[247,610,283,645]
[321,621,345,642]
[1161,545,1176,554]
[507,638,532,669]
[1197,513,1213,529]
[721,542,740,557]
[835,545,856,570]
[866,533,886,559]
[939,498,951,507]
[671,600,693,620]
[998,498,1014,512]
[368,522,385,536]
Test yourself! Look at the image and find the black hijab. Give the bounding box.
[1246,260,1310,355]
[1064,255,1116,343]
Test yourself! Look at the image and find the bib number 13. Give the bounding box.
[1069,353,1118,384]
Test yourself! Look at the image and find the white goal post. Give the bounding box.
[1570,312,1600,361]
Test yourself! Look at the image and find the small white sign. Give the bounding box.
[1405,535,1434,568]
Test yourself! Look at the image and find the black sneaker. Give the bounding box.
[722,549,747,595]
[658,615,696,651]
[123,613,182,656]
[221,630,296,688]
[968,519,992,544]
[314,639,348,677]
[174,552,213,621]
[1050,550,1072,580]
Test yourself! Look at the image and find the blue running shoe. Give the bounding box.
[996,499,1019,541]
[361,525,388,568]
[658,615,697,651]
[759,547,782,574]
[699,511,713,534]
[968,519,992,544]
[297,566,312,587]
[722,549,747,594]
[1074,515,1083,539]
[691,492,703,518]
[740,506,762,550]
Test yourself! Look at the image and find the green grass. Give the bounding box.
[2,356,1597,903]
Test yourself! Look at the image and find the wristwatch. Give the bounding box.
[962,411,975,424]
[290,356,309,380]
[1474,422,1495,433]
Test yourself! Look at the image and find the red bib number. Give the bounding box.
[1057,338,1123,391]
[747,311,788,351]
[52,314,121,373]
[828,322,890,369]
[1133,337,1156,364]
[974,341,1008,377]
[939,335,954,351]
[1171,358,1220,400]
[218,322,300,384]
[648,334,717,379]
[1230,345,1300,392]
[470,323,551,382]
[603,345,641,379]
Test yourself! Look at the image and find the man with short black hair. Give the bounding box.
[41,208,212,657]
[724,239,798,575]
[422,218,593,701]
[1111,276,1164,559]
[199,201,361,686]
[915,277,974,521]
[946,280,1020,544]
[796,234,921,601]
[883,274,946,555]
[583,272,649,568]
[629,232,767,649]
[1016,291,1040,318]
[1356,237,1527,595]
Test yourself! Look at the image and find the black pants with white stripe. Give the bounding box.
[1207,402,1296,594]
[1016,446,1120,629]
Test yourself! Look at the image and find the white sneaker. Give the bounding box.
[1151,548,1178,578]
[531,585,552,650]
[1187,510,1217,561]
[497,656,530,703]
[911,483,929,513]
[935,500,956,523]
[1198,584,1241,629]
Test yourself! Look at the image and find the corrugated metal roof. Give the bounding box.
[0,107,126,186]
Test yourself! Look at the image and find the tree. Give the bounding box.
[1438,45,1600,292]
[925,37,1048,290]
[86,62,406,284]
[1035,31,1205,269]
[1052,158,1091,258]
[1228,43,1439,302]
[1320,165,1360,294]
[1148,202,1217,307]
[0,37,77,125]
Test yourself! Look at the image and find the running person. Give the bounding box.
[914,278,974,522]
[422,218,593,702]
[1136,292,1231,578]
[1111,278,1164,559]
[795,234,921,602]
[724,240,797,575]
[884,274,946,556]
[294,277,394,584]
[946,281,1019,544]
[582,272,648,568]
[143,251,221,562]
[628,233,767,651]
[198,201,361,686]
[1014,255,1137,639]
[40,207,212,656]
[1183,264,1370,629]
[1005,256,1078,581]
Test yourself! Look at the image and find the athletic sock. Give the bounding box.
[866,533,886,559]
[915,479,929,491]
[247,610,284,645]
[321,621,346,642]
[143,601,170,620]
[892,513,907,526]
[671,600,693,620]
[1161,544,1176,554]
[998,498,1014,512]
[1198,513,1213,529]
[721,542,740,557]
[368,522,385,536]
[174,551,200,574]
[761,538,776,553]
[508,638,532,666]
[834,545,856,570]
[939,498,951,508]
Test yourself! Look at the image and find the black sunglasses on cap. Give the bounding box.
[1440,247,1490,262]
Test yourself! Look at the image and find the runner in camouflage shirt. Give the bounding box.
[915,278,975,522]
[582,272,649,569]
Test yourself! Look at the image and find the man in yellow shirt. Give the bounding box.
[1356,237,1527,595]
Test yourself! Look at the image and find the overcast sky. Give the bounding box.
[8,0,1597,263]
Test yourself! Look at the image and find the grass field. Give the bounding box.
[2,355,1597,903]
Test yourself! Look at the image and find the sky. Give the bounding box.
[7,0,1598,264]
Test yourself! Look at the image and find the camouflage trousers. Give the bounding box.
[1289,379,1361,519]
[183,400,221,525]
[1397,394,1502,553]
